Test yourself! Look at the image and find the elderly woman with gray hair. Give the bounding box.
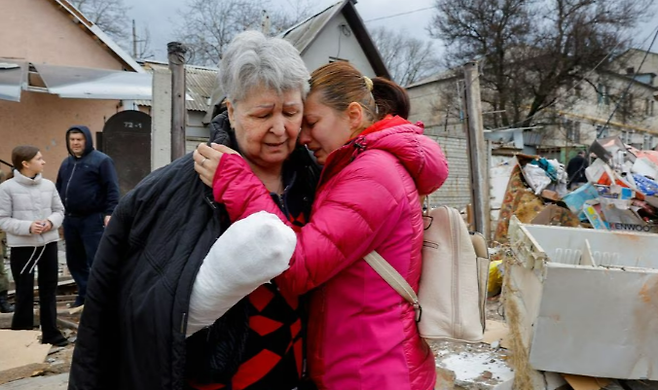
[68,31,319,390]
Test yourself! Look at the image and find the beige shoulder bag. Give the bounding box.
[364,204,489,343]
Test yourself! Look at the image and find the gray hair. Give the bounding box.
[219,31,310,104]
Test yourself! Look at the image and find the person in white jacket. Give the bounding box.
[0,146,68,346]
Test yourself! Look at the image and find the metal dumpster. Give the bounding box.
[507,216,658,380]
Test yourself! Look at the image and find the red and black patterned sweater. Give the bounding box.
[187,166,315,390]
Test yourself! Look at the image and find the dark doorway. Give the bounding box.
[103,110,151,196]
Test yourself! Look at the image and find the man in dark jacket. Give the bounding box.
[56,126,119,307]
[566,150,589,189]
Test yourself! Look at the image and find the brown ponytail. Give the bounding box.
[309,62,410,126]
[372,77,410,120]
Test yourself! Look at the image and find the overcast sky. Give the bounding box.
[125,0,658,65]
[126,0,438,63]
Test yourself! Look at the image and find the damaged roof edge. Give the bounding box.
[341,1,390,79]
[281,0,390,79]
[48,0,145,74]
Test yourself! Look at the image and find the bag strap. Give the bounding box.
[364,251,422,322]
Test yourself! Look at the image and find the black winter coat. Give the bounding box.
[68,114,319,390]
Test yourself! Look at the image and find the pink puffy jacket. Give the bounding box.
[213,117,449,390]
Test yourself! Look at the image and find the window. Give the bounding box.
[620,93,634,122]
[596,125,609,138]
[565,120,581,143]
[621,130,629,143]
[621,130,634,144]
[597,84,610,105]
[644,134,654,150]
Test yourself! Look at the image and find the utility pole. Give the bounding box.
[261,10,271,34]
[151,67,172,170]
[168,42,188,161]
[132,20,137,59]
[463,61,490,239]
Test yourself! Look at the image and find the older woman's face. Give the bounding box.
[227,85,303,169]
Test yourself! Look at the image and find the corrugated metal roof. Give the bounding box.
[279,1,344,54]
[406,69,461,89]
[136,61,219,112]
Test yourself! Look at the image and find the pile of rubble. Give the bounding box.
[519,135,658,233]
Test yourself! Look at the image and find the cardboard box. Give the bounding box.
[530,204,580,227]
[0,330,51,384]
[540,189,561,202]
[507,217,658,380]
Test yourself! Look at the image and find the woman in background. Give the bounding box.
[0,146,67,346]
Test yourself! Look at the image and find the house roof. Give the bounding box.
[46,0,144,73]
[279,0,390,79]
[598,69,658,91]
[617,48,658,59]
[406,69,460,89]
[136,61,219,112]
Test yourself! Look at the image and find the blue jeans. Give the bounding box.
[63,212,105,304]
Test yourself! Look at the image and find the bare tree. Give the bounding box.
[370,27,442,87]
[69,0,130,43]
[175,0,312,67]
[429,0,654,129]
[271,0,314,32]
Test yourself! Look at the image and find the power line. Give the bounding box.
[364,7,434,23]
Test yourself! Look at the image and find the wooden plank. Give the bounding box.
[55,318,77,330]
[0,373,68,389]
[562,374,611,390]
[0,312,38,330]
[7,279,75,298]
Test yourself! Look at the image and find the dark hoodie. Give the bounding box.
[56,126,120,217]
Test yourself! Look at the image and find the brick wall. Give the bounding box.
[425,132,472,210]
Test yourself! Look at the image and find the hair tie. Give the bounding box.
[363,76,373,92]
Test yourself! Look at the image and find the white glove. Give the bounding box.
[186,211,296,337]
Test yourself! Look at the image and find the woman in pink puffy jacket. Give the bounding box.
[195,62,449,390]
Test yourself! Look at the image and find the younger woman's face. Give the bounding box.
[24,152,45,175]
[299,91,353,165]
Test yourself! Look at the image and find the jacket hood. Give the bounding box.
[326,117,447,196]
[66,125,94,158]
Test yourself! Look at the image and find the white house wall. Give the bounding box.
[301,13,376,77]
[614,51,658,83]
[547,74,658,150]
[185,111,210,153]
